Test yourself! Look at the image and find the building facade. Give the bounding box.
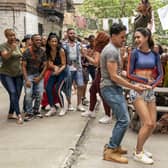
[0,0,74,43]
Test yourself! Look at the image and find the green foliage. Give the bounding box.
[80,0,168,44]
[81,0,168,18]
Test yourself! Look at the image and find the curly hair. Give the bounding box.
[94,31,110,53]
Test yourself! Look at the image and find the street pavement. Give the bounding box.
[72,112,168,168]
[0,84,89,168]
[0,83,167,168]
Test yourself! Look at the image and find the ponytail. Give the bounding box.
[135,27,154,49]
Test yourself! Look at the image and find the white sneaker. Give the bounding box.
[81,110,96,118]
[77,104,85,112]
[134,148,153,158]
[45,104,51,111]
[67,104,75,111]
[133,151,154,165]
[143,149,152,158]
[59,108,66,116]
[99,115,112,124]
[45,107,57,117]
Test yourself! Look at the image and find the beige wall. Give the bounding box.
[0,10,25,43]
[0,0,63,43]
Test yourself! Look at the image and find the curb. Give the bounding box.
[60,118,90,168]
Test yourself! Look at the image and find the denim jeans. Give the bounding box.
[101,85,130,149]
[0,74,23,116]
[23,74,43,114]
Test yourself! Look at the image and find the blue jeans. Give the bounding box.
[0,74,23,116]
[101,85,130,149]
[46,71,66,107]
[23,74,43,114]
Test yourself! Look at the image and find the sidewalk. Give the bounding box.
[0,84,167,168]
[0,109,90,168]
[72,110,168,168]
[0,84,90,168]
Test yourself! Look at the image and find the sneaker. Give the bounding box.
[99,115,112,124]
[77,104,85,112]
[59,108,67,116]
[67,104,75,111]
[133,151,154,164]
[143,149,152,158]
[81,110,96,118]
[34,111,43,118]
[24,113,34,122]
[45,104,51,111]
[134,148,153,158]
[45,107,57,117]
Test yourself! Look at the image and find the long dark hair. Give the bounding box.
[135,27,154,49]
[46,32,62,60]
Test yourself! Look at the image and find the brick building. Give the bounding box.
[0,0,74,43]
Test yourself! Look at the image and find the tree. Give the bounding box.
[81,0,168,18]
[80,0,168,44]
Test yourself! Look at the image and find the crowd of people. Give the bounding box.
[0,23,168,165]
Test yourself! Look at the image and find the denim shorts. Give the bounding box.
[71,69,84,87]
[129,89,156,102]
